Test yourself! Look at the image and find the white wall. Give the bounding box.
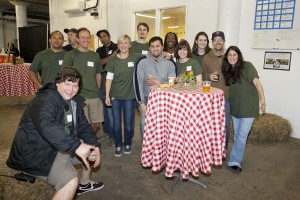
[51,0,300,138]
[239,0,300,139]
[120,0,300,138]
[50,0,108,49]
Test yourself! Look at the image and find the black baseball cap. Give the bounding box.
[64,28,77,34]
[212,31,225,40]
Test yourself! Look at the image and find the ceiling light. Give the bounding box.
[135,13,156,19]
[168,26,179,29]
[162,16,170,19]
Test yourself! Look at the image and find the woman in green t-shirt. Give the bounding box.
[191,31,211,65]
[174,39,203,84]
[222,46,266,173]
[105,35,140,157]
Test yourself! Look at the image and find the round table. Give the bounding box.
[0,63,36,96]
[141,85,226,179]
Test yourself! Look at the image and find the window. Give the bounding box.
[135,9,156,40]
[135,6,186,41]
[160,7,186,41]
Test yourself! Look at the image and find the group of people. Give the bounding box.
[6,21,266,199]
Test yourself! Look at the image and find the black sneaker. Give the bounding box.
[114,146,122,157]
[124,145,131,154]
[76,181,104,196]
[228,165,242,173]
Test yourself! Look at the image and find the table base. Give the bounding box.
[159,170,206,194]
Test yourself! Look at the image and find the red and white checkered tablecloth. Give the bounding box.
[141,85,226,179]
[0,63,37,96]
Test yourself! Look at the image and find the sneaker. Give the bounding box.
[124,145,131,154]
[227,165,242,173]
[114,146,122,157]
[76,181,104,196]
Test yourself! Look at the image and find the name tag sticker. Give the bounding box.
[128,62,134,67]
[59,60,63,65]
[67,115,72,122]
[108,50,112,55]
[142,50,148,55]
[87,61,94,67]
[186,66,192,71]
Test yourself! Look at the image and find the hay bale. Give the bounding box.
[0,149,55,200]
[230,113,292,144]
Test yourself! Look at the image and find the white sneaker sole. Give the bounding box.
[77,184,104,196]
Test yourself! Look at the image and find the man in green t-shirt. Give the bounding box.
[63,27,104,135]
[130,22,149,55]
[29,30,66,89]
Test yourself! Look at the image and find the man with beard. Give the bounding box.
[29,30,66,89]
[133,36,176,139]
[63,28,78,51]
[130,22,149,55]
[202,31,230,150]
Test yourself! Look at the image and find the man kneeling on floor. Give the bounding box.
[6,67,104,199]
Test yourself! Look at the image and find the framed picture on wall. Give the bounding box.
[263,51,292,71]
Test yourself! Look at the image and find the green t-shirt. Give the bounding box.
[106,53,140,99]
[176,58,203,76]
[62,48,103,99]
[230,61,259,118]
[30,48,66,85]
[192,53,204,66]
[130,41,149,55]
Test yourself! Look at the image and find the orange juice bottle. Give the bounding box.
[9,54,13,63]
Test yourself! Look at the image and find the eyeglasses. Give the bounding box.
[212,38,224,42]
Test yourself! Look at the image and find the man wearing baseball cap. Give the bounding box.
[202,31,231,151]
[63,28,78,51]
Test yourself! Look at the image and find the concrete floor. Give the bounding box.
[1,96,300,200]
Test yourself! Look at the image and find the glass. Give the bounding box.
[202,81,211,92]
[212,38,224,42]
[168,76,176,85]
[212,71,220,82]
[88,151,97,167]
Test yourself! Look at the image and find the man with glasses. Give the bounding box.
[202,31,230,150]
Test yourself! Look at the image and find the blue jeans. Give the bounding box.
[111,98,135,147]
[139,97,148,140]
[227,116,254,168]
[101,87,113,138]
[225,98,230,150]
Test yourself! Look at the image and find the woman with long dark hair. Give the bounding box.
[222,46,266,173]
[191,31,211,64]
